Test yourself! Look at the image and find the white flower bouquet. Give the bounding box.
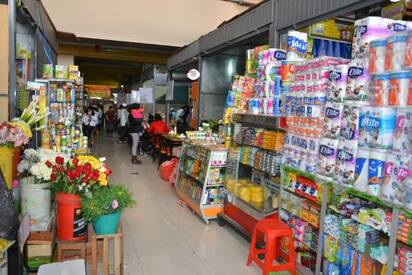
[18,148,70,183]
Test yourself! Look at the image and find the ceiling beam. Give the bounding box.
[59,43,170,64]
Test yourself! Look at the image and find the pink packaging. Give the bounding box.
[381,152,410,204]
[393,108,412,153]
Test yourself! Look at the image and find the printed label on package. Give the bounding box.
[348,67,364,79]
[319,145,334,157]
[388,22,407,32]
[73,207,87,238]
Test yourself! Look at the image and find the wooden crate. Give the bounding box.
[25,218,56,270]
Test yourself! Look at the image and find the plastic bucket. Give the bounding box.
[92,211,121,235]
[21,177,51,222]
[0,145,14,189]
[56,193,87,241]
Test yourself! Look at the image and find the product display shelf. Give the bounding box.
[323,182,402,275]
[31,77,86,154]
[232,113,286,131]
[175,142,227,224]
[279,165,330,275]
[219,125,282,238]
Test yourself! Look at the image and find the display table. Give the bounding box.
[175,141,227,224]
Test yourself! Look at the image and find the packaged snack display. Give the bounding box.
[55,65,68,79]
[42,64,54,78]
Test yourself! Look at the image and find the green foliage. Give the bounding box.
[81,184,136,221]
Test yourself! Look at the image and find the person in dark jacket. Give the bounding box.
[128,104,144,164]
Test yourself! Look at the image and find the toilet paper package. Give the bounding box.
[323,103,344,139]
[388,70,412,107]
[354,149,370,192]
[327,64,348,103]
[368,149,387,196]
[393,108,412,153]
[369,39,387,74]
[381,153,411,204]
[352,17,412,60]
[385,33,408,71]
[358,106,374,148]
[335,139,358,185]
[367,107,397,150]
[317,138,339,179]
[287,31,308,61]
[340,105,360,141]
[346,60,369,103]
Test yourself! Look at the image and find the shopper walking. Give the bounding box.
[89,107,99,146]
[82,107,92,141]
[118,103,129,144]
[105,106,116,133]
[129,104,144,164]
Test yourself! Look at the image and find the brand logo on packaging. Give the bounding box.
[355,25,368,36]
[348,67,364,78]
[274,50,287,61]
[389,23,407,32]
[287,37,307,55]
[361,116,381,129]
[329,71,342,81]
[325,107,340,118]
[337,150,353,161]
[319,145,334,156]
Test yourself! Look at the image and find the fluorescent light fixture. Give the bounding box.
[89,96,102,100]
[390,0,401,2]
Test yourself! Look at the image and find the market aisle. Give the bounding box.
[92,135,261,275]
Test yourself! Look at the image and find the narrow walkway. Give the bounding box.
[92,135,261,275]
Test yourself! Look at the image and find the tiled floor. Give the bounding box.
[92,135,261,275]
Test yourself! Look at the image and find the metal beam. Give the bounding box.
[59,44,170,64]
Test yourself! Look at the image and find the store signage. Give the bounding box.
[187,69,200,80]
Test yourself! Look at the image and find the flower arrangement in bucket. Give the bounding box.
[17,148,69,228]
[82,185,135,235]
[45,155,113,241]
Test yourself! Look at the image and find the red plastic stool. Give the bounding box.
[247,219,296,275]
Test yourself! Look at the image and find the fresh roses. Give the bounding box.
[47,155,112,195]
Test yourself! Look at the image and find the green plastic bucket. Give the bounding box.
[92,211,121,235]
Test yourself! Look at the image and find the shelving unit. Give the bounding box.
[30,77,86,154]
[279,165,330,274]
[175,142,228,224]
[219,116,284,237]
